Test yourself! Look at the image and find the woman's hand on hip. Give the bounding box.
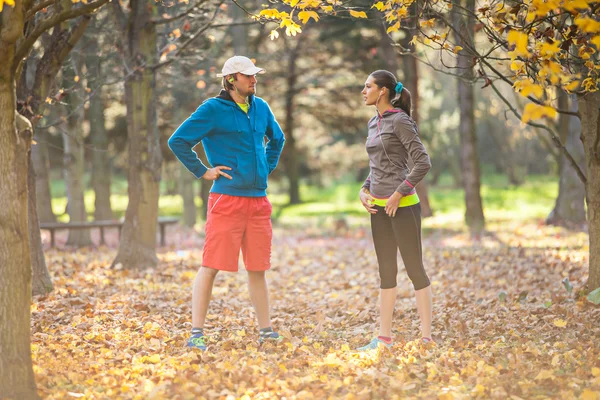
[359,189,377,214]
[385,192,403,217]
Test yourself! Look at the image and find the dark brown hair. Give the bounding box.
[370,70,412,117]
[222,74,237,91]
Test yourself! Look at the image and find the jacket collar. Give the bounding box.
[216,89,254,105]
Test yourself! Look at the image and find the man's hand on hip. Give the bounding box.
[202,166,232,181]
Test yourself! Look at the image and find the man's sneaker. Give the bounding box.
[357,337,393,352]
[259,330,284,344]
[186,333,207,350]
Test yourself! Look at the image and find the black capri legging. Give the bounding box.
[370,203,430,290]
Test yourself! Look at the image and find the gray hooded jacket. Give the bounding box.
[362,109,431,198]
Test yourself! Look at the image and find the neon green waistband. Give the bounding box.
[372,193,420,208]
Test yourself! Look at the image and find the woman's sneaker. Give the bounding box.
[186,333,207,350]
[259,330,284,344]
[357,337,393,351]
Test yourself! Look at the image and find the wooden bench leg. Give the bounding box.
[160,224,166,247]
[100,227,105,245]
[50,229,55,248]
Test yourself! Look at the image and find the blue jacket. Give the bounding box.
[168,91,285,197]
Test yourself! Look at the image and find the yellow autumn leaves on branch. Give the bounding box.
[257,0,600,124]
[0,0,15,12]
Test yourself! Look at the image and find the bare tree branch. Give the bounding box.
[25,0,56,21]
[150,3,221,70]
[151,0,210,25]
[13,0,110,72]
[490,81,586,184]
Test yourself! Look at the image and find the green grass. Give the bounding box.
[50,173,559,225]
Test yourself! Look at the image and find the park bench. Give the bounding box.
[39,217,179,248]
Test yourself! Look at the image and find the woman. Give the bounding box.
[358,70,433,350]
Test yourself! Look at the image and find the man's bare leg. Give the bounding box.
[192,266,219,328]
[247,270,271,329]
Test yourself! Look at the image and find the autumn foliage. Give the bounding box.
[32,222,599,399]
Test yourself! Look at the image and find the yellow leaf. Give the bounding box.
[539,40,561,57]
[298,0,320,9]
[582,389,598,400]
[507,30,530,57]
[471,384,486,395]
[592,367,600,377]
[420,18,435,28]
[453,46,463,54]
[269,30,279,40]
[146,354,161,364]
[511,60,524,71]
[564,0,590,12]
[286,24,302,36]
[438,394,454,400]
[553,319,567,328]
[372,1,386,11]
[522,103,558,123]
[349,10,368,18]
[0,0,15,11]
[590,35,600,49]
[320,5,333,13]
[514,80,544,99]
[564,80,580,92]
[280,17,302,36]
[575,17,600,33]
[298,10,319,24]
[259,8,281,19]
[172,28,181,38]
[45,97,53,104]
[387,21,400,34]
[534,369,555,380]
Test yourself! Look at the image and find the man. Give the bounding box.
[168,56,286,350]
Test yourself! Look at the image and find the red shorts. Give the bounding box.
[202,193,272,272]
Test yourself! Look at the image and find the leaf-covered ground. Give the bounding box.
[33,218,599,399]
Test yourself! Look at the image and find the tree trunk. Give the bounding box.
[63,55,92,246]
[87,27,113,221]
[231,4,248,55]
[0,33,39,397]
[547,94,586,227]
[29,150,54,296]
[32,134,56,222]
[579,91,600,291]
[200,178,210,220]
[111,0,161,268]
[282,40,301,204]
[279,39,302,204]
[90,93,113,221]
[181,163,196,227]
[454,0,485,234]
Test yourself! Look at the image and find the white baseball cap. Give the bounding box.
[216,56,266,77]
